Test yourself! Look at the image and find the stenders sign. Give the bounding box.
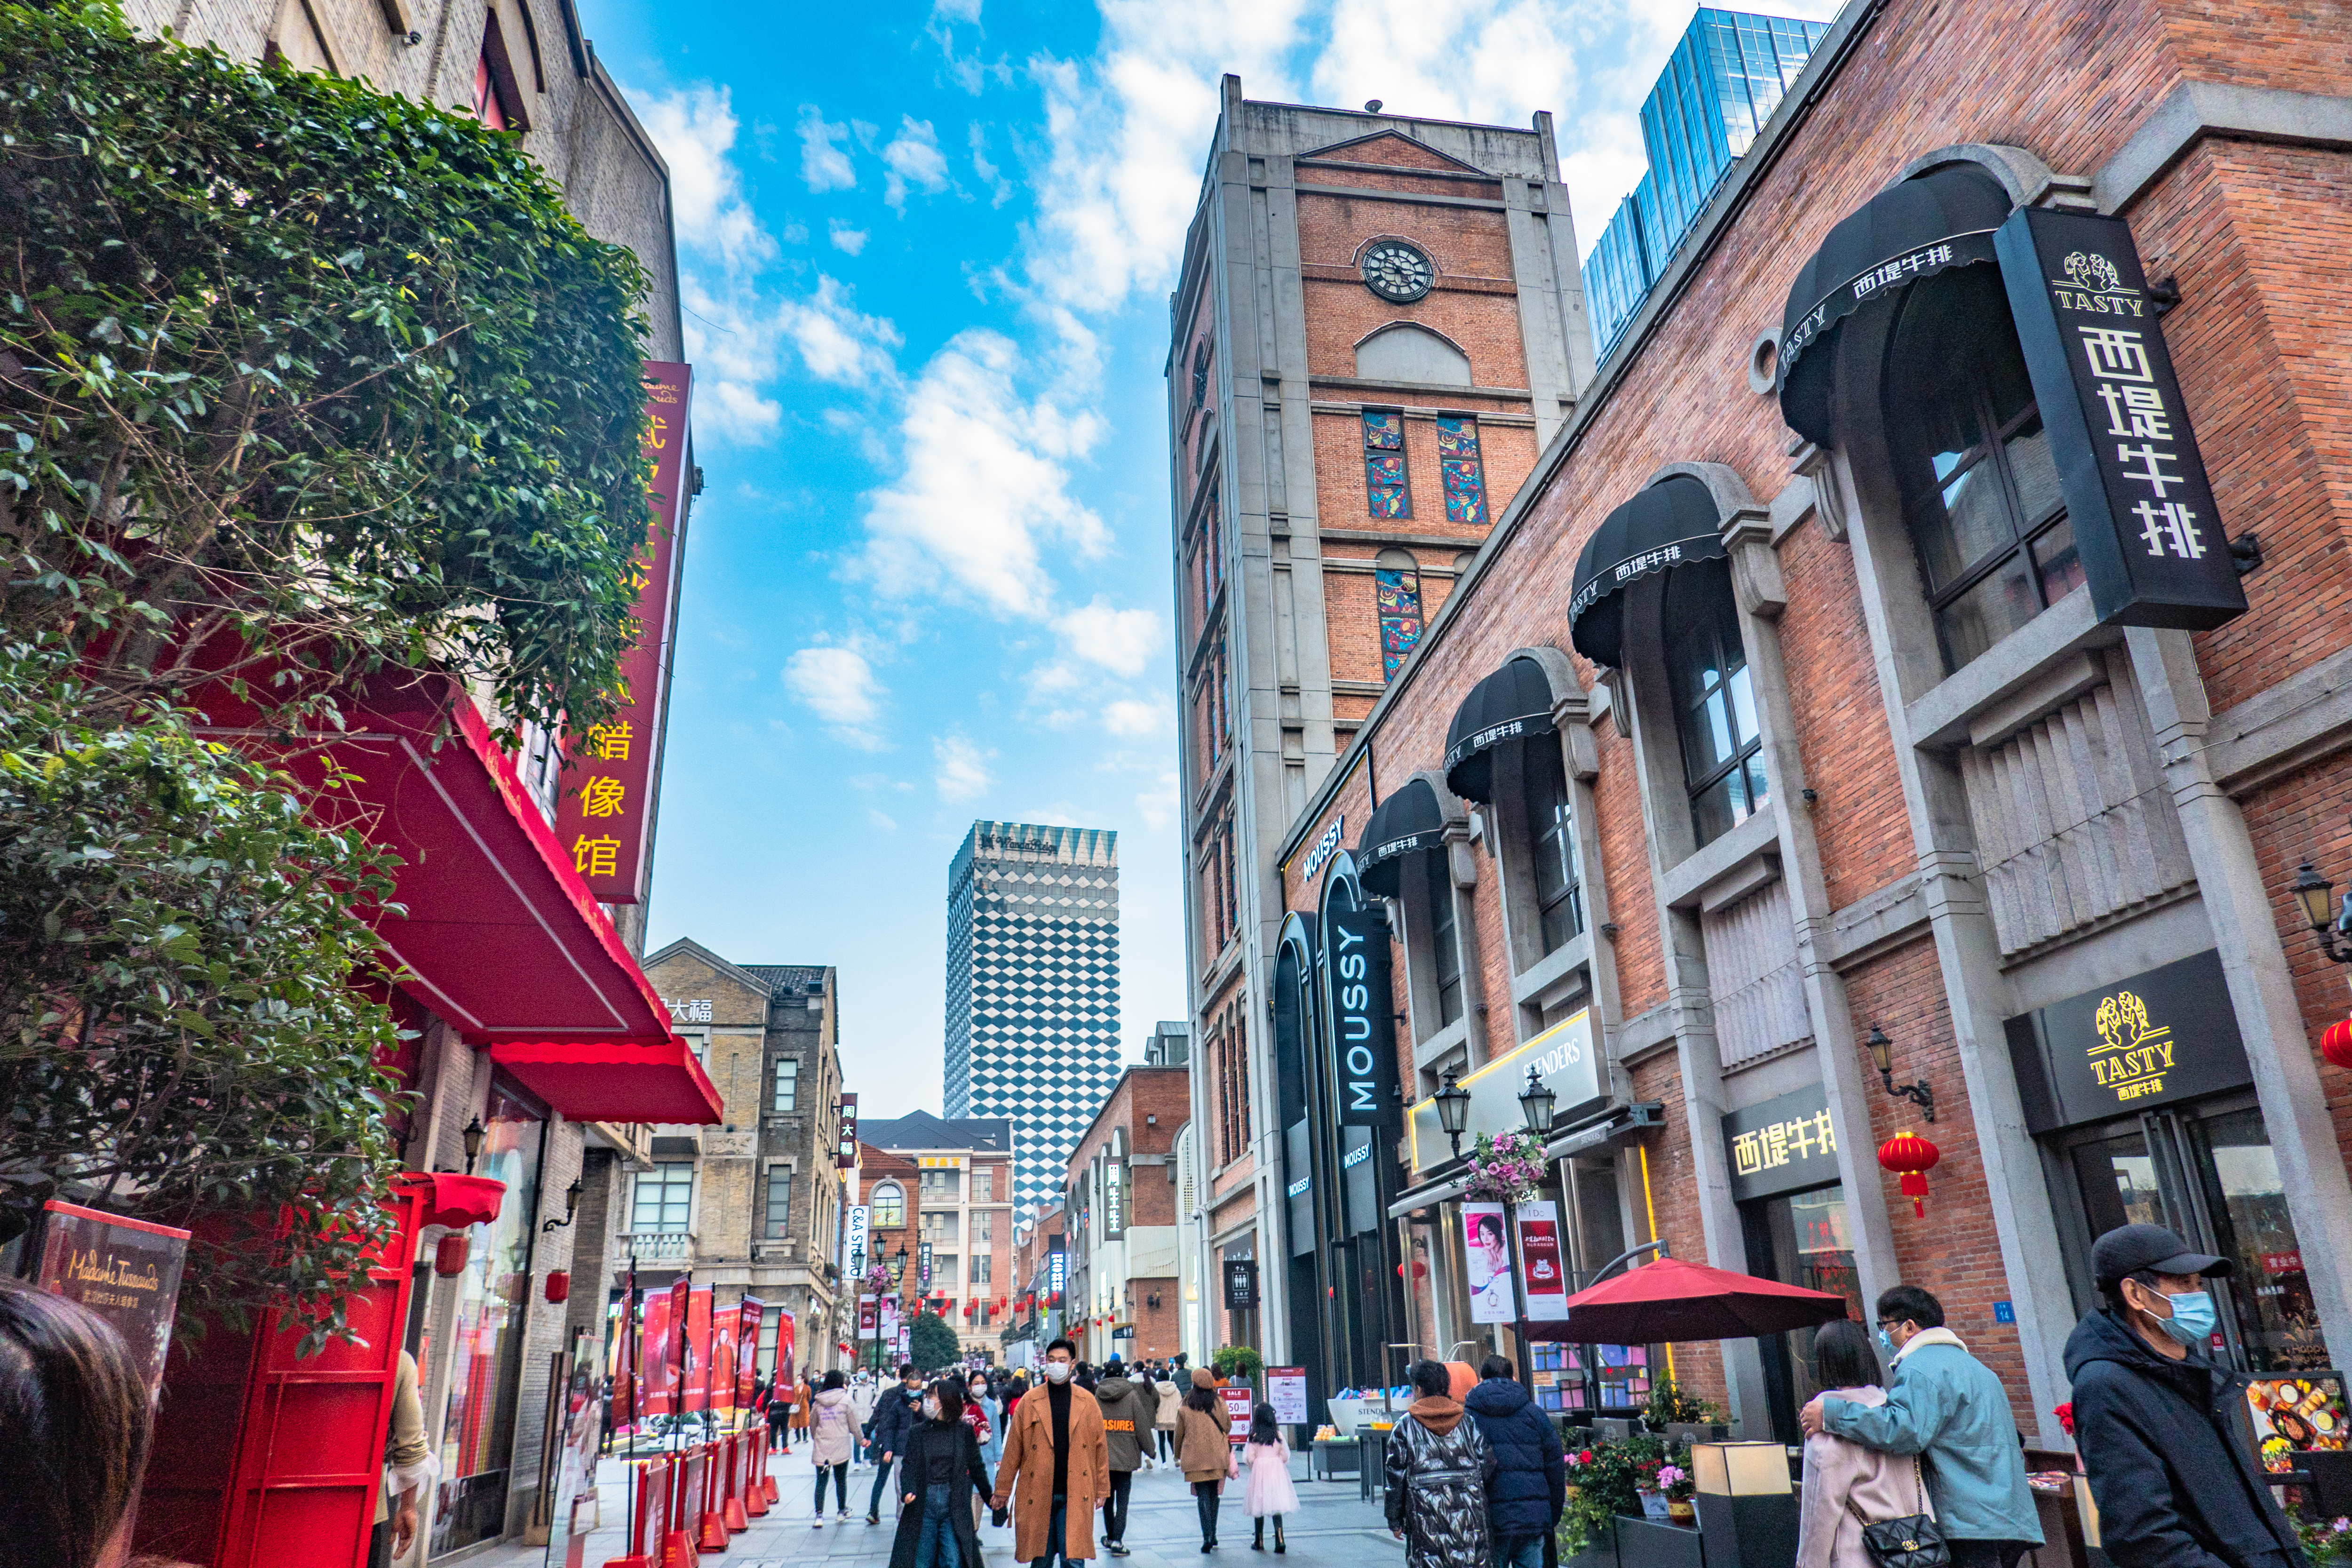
[1329,906,1403,1128]
[1994,209,2247,632]
[550,362,693,903]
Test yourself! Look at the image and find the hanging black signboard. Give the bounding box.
[1994,207,2248,631]
[1223,1258,1259,1310]
[2003,949,2256,1134]
[1722,1085,1842,1203]
[1329,906,1404,1128]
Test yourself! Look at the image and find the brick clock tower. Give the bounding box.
[1167,78,1593,1371]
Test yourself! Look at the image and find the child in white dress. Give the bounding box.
[1243,1403,1300,1553]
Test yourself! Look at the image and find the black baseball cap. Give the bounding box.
[2091,1223,2232,1286]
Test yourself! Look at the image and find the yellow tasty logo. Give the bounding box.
[2089,989,2174,1103]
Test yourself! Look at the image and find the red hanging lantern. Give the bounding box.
[434,1231,471,1277]
[1878,1130,1941,1218]
[544,1269,570,1303]
[2321,1017,2352,1071]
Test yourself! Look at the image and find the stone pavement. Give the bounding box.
[469,1439,1399,1568]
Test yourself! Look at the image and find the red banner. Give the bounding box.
[550,361,692,904]
[736,1297,764,1406]
[683,1286,714,1413]
[777,1306,796,1384]
[641,1288,677,1417]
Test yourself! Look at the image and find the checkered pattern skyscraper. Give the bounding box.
[945,822,1122,1218]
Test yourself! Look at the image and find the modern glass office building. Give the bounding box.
[1586,8,1832,359]
[944,822,1123,1218]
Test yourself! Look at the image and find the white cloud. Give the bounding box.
[829,219,871,255]
[783,643,889,748]
[866,805,900,831]
[779,276,902,386]
[1104,697,1172,737]
[858,330,1107,619]
[635,85,775,272]
[932,0,983,21]
[882,117,955,211]
[969,124,1015,207]
[798,105,858,192]
[934,734,995,802]
[1055,599,1161,675]
[1136,765,1181,832]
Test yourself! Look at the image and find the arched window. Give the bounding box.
[871,1182,905,1229]
[1523,738,1581,952]
[1375,547,1423,681]
[1884,266,2082,671]
[1664,557,1765,846]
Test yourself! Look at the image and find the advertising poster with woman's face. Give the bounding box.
[1465,1202,1517,1324]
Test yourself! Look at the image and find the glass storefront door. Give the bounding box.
[2053,1091,2321,1371]
[1742,1181,1866,1444]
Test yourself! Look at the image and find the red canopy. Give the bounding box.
[195,669,719,1124]
[395,1172,509,1230]
[1526,1255,1850,1343]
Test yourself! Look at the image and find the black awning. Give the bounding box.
[1443,655,1557,803]
[1356,777,1447,896]
[1774,162,2012,446]
[1566,475,1725,669]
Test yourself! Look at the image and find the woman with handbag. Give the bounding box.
[1797,1321,1941,1568]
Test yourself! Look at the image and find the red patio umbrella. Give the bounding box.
[1525,1255,1850,1343]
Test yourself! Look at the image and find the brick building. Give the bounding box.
[1251,0,2352,1449]
[636,944,847,1377]
[1062,1066,1192,1364]
[1005,1201,1069,1369]
[107,3,710,1562]
[855,1114,1017,1365]
[1167,79,1600,1390]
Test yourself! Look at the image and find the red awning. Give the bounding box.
[395,1172,509,1230]
[491,1038,723,1126]
[194,669,717,1124]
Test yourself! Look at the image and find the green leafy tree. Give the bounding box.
[0,5,660,1345]
[1210,1343,1263,1386]
[911,1309,961,1372]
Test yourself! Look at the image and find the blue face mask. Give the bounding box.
[1875,1328,1898,1355]
[2155,1289,2217,1348]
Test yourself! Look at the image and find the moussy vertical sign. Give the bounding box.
[552,363,693,902]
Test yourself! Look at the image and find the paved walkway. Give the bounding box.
[471,1440,1396,1568]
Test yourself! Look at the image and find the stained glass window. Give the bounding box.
[1364,411,1411,518]
[1437,417,1488,525]
[1376,564,1424,679]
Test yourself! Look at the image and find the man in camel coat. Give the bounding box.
[993,1338,1110,1568]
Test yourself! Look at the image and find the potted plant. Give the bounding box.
[1658,1462,1695,1526]
[1464,1130,1548,1203]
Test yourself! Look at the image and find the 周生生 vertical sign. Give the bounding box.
[1995,209,2246,632]
[551,362,693,902]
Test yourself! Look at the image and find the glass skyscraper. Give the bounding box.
[1585,8,1832,359]
[944,821,1122,1218]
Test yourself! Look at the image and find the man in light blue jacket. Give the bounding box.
[1801,1285,2043,1568]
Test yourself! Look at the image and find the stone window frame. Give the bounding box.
[763,1161,794,1241]
[870,1180,906,1230]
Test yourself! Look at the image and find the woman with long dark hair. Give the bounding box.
[0,1278,155,1568]
[890,1377,993,1568]
[1795,1319,1927,1568]
[1177,1369,1238,1551]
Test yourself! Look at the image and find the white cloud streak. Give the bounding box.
[783,642,890,748]
[798,104,858,191]
[934,734,996,802]
[882,117,954,211]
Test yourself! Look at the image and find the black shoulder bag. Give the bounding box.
[1847,1457,1949,1568]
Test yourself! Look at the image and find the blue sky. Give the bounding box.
[588,0,1839,1118]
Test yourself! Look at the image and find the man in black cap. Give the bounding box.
[2065,1223,2307,1568]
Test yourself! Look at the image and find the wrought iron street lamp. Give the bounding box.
[1434,1068,1472,1158]
[460,1116,486,1175]
[1864,1025,1935,1123]
[2290,860,2352,964]
[541,1177,583,1233]
[1518,1065,1556,1138]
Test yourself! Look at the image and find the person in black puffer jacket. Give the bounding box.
[2066,1225,2306,1568]
[1464,1356,1565,1568]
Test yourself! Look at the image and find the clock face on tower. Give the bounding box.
[1360,240,1435,302]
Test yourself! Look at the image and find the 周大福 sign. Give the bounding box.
[2004,949,2254,1134]
[1994,209,2247,632]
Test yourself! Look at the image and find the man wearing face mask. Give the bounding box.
[994,1338,1111,1568]
[1801,1285,2042,1568]
[2066,1225,2306,1568]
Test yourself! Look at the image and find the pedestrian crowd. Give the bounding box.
[0,1220,2321,1568]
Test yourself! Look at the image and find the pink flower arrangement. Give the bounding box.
[1464,1129,1547,1203]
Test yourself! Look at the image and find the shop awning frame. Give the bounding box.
[1355,776,1454,897]
[1442,654,1559,804]
[1773,161,2013,446]
[1566,476,1728,669]
[1387,1101,1663,1217]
